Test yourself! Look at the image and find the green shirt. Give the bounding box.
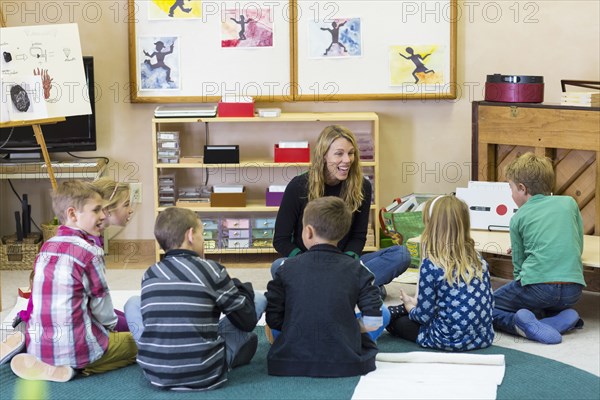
[510,194,585,286]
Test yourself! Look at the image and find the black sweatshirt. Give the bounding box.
[265,244,380,377]
[273,173,372,258]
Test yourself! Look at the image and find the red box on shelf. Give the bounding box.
[218,101,255,117]
[274,145,310,163]
[265,189,285,206]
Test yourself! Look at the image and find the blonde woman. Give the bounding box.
[386,195,495,351]
[272,125,411,297]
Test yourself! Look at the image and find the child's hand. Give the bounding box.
[399,289,417,312]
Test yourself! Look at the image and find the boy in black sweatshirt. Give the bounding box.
[266,196,384,377]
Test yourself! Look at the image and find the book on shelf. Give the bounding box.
[154,104,217,118]
[560,91,599,99]
[561,100,600,107]
[213,185,244,193]
[560,91,600,107]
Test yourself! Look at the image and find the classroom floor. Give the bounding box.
[1,255,599,377]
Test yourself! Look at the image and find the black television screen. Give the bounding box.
[0,56,96,160]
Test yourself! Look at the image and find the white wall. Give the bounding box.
[1,0,598,241]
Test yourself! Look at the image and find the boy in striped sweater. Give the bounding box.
[124,207,266,391]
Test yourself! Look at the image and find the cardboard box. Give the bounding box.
[211,189,247,207]
[265,189,284,206]
[274,144,310,163]
[204,145,240,164]
[218,101,255,117]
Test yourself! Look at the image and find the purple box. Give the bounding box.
[266,189,284,207]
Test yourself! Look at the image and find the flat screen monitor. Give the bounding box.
[0,56,97,160]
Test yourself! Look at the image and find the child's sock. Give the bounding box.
[387,304,408,321]
[385,304,408,335]
[0,331,25,365]
[540,309,581,334]
[514,309,562,344]
[10,354,76,382]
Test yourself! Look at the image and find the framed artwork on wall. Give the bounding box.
[293,0,457,101]
[128,0,294,102]
[128,0,457,102]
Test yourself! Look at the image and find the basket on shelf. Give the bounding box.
[0,233,42,270]
[41,223,60,242]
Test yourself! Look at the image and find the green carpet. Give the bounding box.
[1,328,598,400]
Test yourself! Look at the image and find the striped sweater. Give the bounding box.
[137,249,257,390]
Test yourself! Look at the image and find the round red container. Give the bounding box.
[484,74,544,103]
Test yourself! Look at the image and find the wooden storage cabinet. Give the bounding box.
[152,112,381,260]
[472,101,599,236]
[472,101,600,290]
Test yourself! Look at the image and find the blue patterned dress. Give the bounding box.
[408,257,495,351]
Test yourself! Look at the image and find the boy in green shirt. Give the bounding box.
[493,152,585,344]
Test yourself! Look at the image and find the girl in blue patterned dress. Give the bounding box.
[386,195,495,351]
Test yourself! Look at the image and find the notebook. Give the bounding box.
[154,104,218,118]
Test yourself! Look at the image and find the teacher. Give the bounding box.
[272,125,411,298]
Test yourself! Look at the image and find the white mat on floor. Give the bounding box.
[352,352,505,400]
[392,268,419,284]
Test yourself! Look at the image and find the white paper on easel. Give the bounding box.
[0,23,91,121]
[456,182,518,230]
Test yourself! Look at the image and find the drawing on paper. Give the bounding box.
[389,45,445,85]
[221,8,273,48]
[308,18,362,58]
[34,68,54,100]
[148,0,202,19]
[140,36,180,90]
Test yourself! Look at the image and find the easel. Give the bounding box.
[0,12,65,309]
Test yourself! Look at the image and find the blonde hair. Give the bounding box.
[504,152,554,195]
[308,125,364,212]
[303,196,352,242]
[51,180,103,224]
[92,177,131,212]
[421,195,483,285]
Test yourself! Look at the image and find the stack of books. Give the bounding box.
[560,91,600,107]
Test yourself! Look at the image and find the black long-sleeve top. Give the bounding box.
[265,244,380,377]
[273,173,372,258]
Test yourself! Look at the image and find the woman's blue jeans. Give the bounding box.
[271,245,411,287]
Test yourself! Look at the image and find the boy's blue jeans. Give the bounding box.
[271,245,411,287]
[124,292,267,368]
[492,280,583,335]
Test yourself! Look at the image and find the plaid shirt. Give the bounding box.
[26,226,112,368]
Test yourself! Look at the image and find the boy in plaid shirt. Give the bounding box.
[10,181,137,382]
